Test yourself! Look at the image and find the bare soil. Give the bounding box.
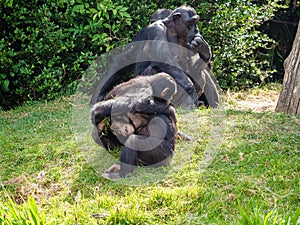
[224,86,281,112]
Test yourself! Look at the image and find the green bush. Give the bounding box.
[0,0,131,109]
[204,0,281,89]
[0,0,282,109]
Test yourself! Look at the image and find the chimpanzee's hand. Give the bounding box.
[101,171,121,179]
[189,34,212,63]
[90,100,115,125]
[190,34,205,51]
[91,107,106,126]
[130,98,153,114]
[102,164,121,179]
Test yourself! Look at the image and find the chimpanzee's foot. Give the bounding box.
[176,131,193,141]
[104,164,121,173]
[101,171,121,179]
[101,164,122,179]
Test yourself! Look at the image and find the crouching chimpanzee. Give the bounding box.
[91,5,219,108]
[91,73,179,179]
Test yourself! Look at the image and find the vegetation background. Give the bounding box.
[1,0,299,109]
[0,0,299,224]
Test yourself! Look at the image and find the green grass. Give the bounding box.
[0,88,299,224]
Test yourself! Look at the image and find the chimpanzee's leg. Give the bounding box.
[102,115,176,178]
[125,115,175,167]
[136,138,174,167]
[103,135,174,179]
[203,73,219,108]
[119,147,138,177]
[198,93,209,108]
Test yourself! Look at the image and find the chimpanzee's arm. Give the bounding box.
[91,99,115,125]
[131,99,176,117]
[159,64,198,106]
[183,53,219,108]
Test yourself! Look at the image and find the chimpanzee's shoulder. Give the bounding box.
[148,20,166,30]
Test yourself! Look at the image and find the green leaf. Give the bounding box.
[103,23,111,29]
[72,4,84,13]
[3,79,9,90]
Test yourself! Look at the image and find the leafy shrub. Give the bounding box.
[204,0,281,89]
[0,0,131,109]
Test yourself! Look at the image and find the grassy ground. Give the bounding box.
[0,84,299,224]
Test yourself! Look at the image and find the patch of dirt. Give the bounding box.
[224,87,280,112]
[2,174,63,204]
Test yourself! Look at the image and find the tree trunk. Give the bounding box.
[275,20,300,115]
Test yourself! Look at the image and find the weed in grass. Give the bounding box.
[237,202,300,225]
[0,195,46,225]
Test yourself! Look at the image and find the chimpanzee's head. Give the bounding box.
[163,6,200,44]
[150,73,177,102]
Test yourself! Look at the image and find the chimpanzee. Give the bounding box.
[150,9,218,107]
[91,6,219,108]
[91,73,178,179]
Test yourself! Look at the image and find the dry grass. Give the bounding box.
[224,84,281,112]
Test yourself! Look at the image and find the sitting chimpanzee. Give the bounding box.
[91,73,178,179]
[91,5,219,108]
[149,8,220,107]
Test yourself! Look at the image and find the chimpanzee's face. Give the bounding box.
[183,13,199,43]
[173,9,200,44]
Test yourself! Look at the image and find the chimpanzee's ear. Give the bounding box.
[160,87,170,99]
[172,12,182,21]
[163,12,181,25]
